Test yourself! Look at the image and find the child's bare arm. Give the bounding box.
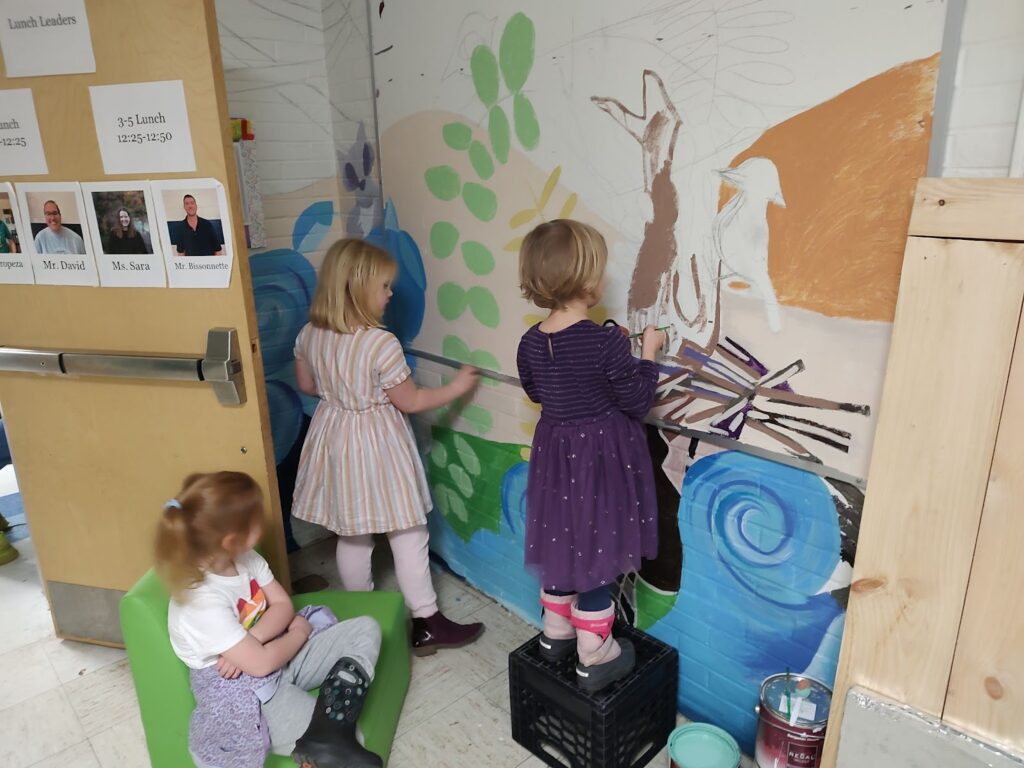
[385,366,478,413]
[219,615,311,678]
[295,358,318,396]
[246,579,295,644]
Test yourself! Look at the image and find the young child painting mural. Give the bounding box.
[517,219,666,691]
[292,238,485,655]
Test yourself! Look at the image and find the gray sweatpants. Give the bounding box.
[262,615,382,754]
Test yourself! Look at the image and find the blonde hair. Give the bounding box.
[310,238,397,333]
[154,472,264,598]
[519,219,607,309]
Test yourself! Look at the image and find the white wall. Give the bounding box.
[941,0,1024,177]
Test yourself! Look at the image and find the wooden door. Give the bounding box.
[0,0,287,645]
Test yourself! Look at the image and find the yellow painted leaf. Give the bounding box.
[523,313,545,326]
[520,447,532,461]
[504,236,525,252]
[520,422,536,438]
[539,165,561,208]
[559,192,578,218]
[509,207,538,229]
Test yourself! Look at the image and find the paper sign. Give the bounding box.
[15,181,99,286]
[82,181,166,288]
[0,89,47,175]
[0,181,33,283]
[0,0,95,78]
[151,179,233,289]
[89,81,196,175]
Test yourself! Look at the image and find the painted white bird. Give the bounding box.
[712,157,786,332]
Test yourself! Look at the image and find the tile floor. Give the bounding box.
[1,465,753,767]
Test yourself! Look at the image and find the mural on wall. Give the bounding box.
[371,0,944,751]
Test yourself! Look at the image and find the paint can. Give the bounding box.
[667,723,740,768]
[754,674,832,768]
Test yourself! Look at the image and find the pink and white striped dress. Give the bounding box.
[292,324,431,535]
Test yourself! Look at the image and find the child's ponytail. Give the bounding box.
[153,471,265,598]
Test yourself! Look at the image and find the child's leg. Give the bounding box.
[538,589,577,662]
[571,584,636,692]
[263,616,383,766]
[388,525,485,655]
[385,525,438,618]
[336,533,375,592]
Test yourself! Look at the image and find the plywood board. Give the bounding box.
[0,0,287,610]
[823,236,1024,765]
[909,179,1024,241]
[943,281,1024,751]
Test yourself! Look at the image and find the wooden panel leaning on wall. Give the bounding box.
[822,178,1024,767]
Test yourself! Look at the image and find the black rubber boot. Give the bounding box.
[291,657,382,768]
[538,634,576,663]
[575,638,636,694]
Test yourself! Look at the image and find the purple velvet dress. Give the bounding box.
[517,320,659,592]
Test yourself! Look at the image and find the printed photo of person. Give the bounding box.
[0,191,20,254]
[89,189,154,255]
[166,190,224,256]
[28,194,87,255]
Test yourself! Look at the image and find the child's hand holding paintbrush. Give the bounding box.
[633,324,667,361]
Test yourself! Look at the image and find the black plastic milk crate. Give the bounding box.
[509,624,678,768]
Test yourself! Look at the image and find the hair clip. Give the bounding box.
[164,499,182,510]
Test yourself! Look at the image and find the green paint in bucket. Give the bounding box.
[667,723,741,768]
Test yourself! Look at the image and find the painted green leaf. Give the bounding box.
[460,241,495,276]
[430,221,459,259]
[430,442,448,468]
[449,464,474,498]
[463,405,493,434]
[513,93,540,150]
[468,141,494,180]
[499,13,535,92]
[437,282,468,320]
[467,286,500,327]
[442,122,473,150]
[470,46,499,106]
[488,106,510,164]
[452,434,482,476]
[425,166,460,200]
[462,183,498,222]
[435,483,468,522]
[442,335,471,362]
[469,349,501,386]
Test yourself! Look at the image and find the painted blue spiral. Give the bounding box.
[265,380,303,464]
[250,248,317,376]
[367,200,426,350]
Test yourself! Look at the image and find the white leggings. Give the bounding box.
[335,524,439,618]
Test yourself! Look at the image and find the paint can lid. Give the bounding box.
[760,674,833,725]
[667,723,740,768]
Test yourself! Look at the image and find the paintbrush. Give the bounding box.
[627,325,670,339]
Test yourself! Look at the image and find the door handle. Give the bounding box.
[0,328,246,406]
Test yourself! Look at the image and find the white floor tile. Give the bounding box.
[64,659,141,736]
[478,668,511,715]
[0,686,86,766]
[394,687,533,768]
[0,641,61,710]
[28,741,101,768]
[88,712,151,768]
[431,567,488,621]
[455,603,538,681]
[397,648,492,736]
[0,538,56,656]
[42,636,126,685]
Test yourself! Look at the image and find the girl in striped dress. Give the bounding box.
[517,219,665,692]
[292,238,484,655]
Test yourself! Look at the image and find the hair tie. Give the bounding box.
[164,499,182,510]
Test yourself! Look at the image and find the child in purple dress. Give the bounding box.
[517,219,665,692]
